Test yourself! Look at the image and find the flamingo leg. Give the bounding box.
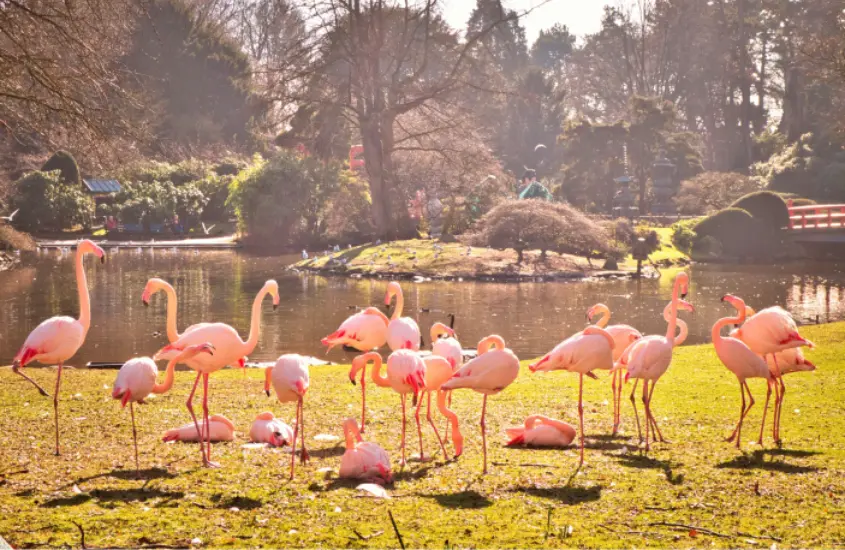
[726,379,745,443]
[641,380,650,452]
[757,379,773,446]
[130,401,140,475]
[185,371,207,464]
[437,389,462,458]
[629,379,642,443]
[442,390,452,444]
[201,373,219,468]
[578,373,585,467]
[299,397,309,464]
[611,370,619,435]
[775,376,786,445]
[414,390,425,461]
[771,378,781,442]
[53,362,64,455]
[12,365,49,397]
[289,400,299,480]
[360,367,367,433]
[770,354,785,444]
[425,391,448,460]
[480,394,488,474]
[400,394,407,466]
[647,381,668,443]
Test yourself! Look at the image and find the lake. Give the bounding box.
[2,248,844,366]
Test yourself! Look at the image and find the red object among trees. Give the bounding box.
[349,145,365,170]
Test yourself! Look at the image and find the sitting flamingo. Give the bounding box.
[442,335,520,474]
[339,418,392,484]
[587,303,642,435]
[249,412,294,448]
[264,354,311,479]
[163,415,236,442]
[322,307,389,352]
[12,239,104,455]
[385,281,421,351]
[112,343,215,473]
[506,415,576,447]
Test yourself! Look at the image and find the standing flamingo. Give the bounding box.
[339,418,393,484]
[729,300,814,444]
[505,415,576,447]
[11,239,105,455]
[612,272,692,451]
[385,282,421,351]
[714,295,772,448]
[441,335,520,474]
[112,343,215,473]
[758,348,816,444]
[322,307,389,352]
[349,350,427,465]
[586,303,642,435]
[264,354,311,479]
[154,280,279,467]
[529,326,615,466]
[430,321,462,444]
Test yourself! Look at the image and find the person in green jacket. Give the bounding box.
[517,169,553,201]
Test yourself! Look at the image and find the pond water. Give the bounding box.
[2,248,845,367]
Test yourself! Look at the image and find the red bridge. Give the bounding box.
[787,201,845,244]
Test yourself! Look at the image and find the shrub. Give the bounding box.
[41,151,81,186]
[694,207,779,258]
[13,171,94,231]
[100,180,206,228]
[0,225,36,251]
[675,171,761,215]
[468,199,617,263]
[671,219,699,255]
[195,174,235,223]
[730,190,789,230]
[116,159,212,186]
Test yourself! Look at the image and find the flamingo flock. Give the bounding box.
[8,241,819,483]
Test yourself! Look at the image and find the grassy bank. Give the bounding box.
[0,322,842,548]
[621,227,689,270]
[294,239,618,279]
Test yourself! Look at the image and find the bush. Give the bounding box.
[195,174,235,223]
[116,159,212,186]
[675,172,761,215]
[0,225,36,251]
[13,171,94,231]
[100,180,206,229]
[730,190,789,230]
[468,199,618,263]
[694,207,779,258]
[41,151,81,186]
[671,219,699,256]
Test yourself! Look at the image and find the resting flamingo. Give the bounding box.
[249,411,294,447]
[112,343,215,473]
[715,295,771,448]
[385,281,421,351]
[11,239,105,455]
[587,303,642,435]
[339,418,393,484]
[322,307,389,352]
[154,280,279,467]
[612,272,692,451]
[729,301,814,445]
[759,348,816,444]
[163,415,235,442]
[529,326,615,466]
[349,350,427,465]
[506,415,576,447]
[142,278,246,371]
[264,354,311,479]
[441,335,520,474]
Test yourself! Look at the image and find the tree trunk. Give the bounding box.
[737,0,752,172]
[360,117,393,238]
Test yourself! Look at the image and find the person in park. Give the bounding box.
[517,169,553,201]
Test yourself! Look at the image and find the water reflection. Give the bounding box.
[2,250,845,366]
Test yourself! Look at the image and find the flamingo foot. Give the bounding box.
[300,449,310,464]
[398,458,407,467]
[203,459,222,468]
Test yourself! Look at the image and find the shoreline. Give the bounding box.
[289,263,634,282]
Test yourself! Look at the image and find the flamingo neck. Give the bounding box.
[343,420,362,450]
[713,299,746,345]
[264,366,273,394]
[478,335,505,354]
[75,246,92,335]
[390,289,404,320]
[153,357,178,394]
[594,305,610,328]
[663,304,688,345]
[161,282,179,342]
[369,354,391,387]
[243,286,271,354]
[665,279,683,344]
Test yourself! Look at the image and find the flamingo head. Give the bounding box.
[269,430,288,447]
[263,280,280,310]
[384,281,401,306]
[676,272,690,298]
[677,299,695,313]
[721,294,745,312]
[79,239,105,263]
[141,277,168,306]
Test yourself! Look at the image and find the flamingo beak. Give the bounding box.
[804,359,816,370]
[264,389,270,397]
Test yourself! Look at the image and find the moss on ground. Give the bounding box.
[294,239,613,278]
[1,322,843,547]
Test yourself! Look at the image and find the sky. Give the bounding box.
[441,0,606,45]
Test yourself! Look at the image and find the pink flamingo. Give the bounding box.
[112,343,215,473]
[322,307,389,352]
[759,348,816,444]
[154,279,279,467]
[506,415,576,447]
[613,272,693,451]
[430,321,463,446]
[264,354,310,479]
[339,418,393,484]
[11,239,105,455]
[385,282,421,351]
[249,411,294,447]
[586,303,642,435]
[529,326,615,466]
[715,295,772,448]
[142,278,246,371]
[349,350,427,465]
[729,300,814,444]
[441,335,520,474]
[163,415,235,442]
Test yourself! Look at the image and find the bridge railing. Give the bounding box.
[787,201,845,230]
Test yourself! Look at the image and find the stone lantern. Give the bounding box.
[650,152,678,214]
[612,175,638,218]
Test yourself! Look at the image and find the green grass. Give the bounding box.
[296,239,608,278]
[1,323,843,548]
[622,227,689,269]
